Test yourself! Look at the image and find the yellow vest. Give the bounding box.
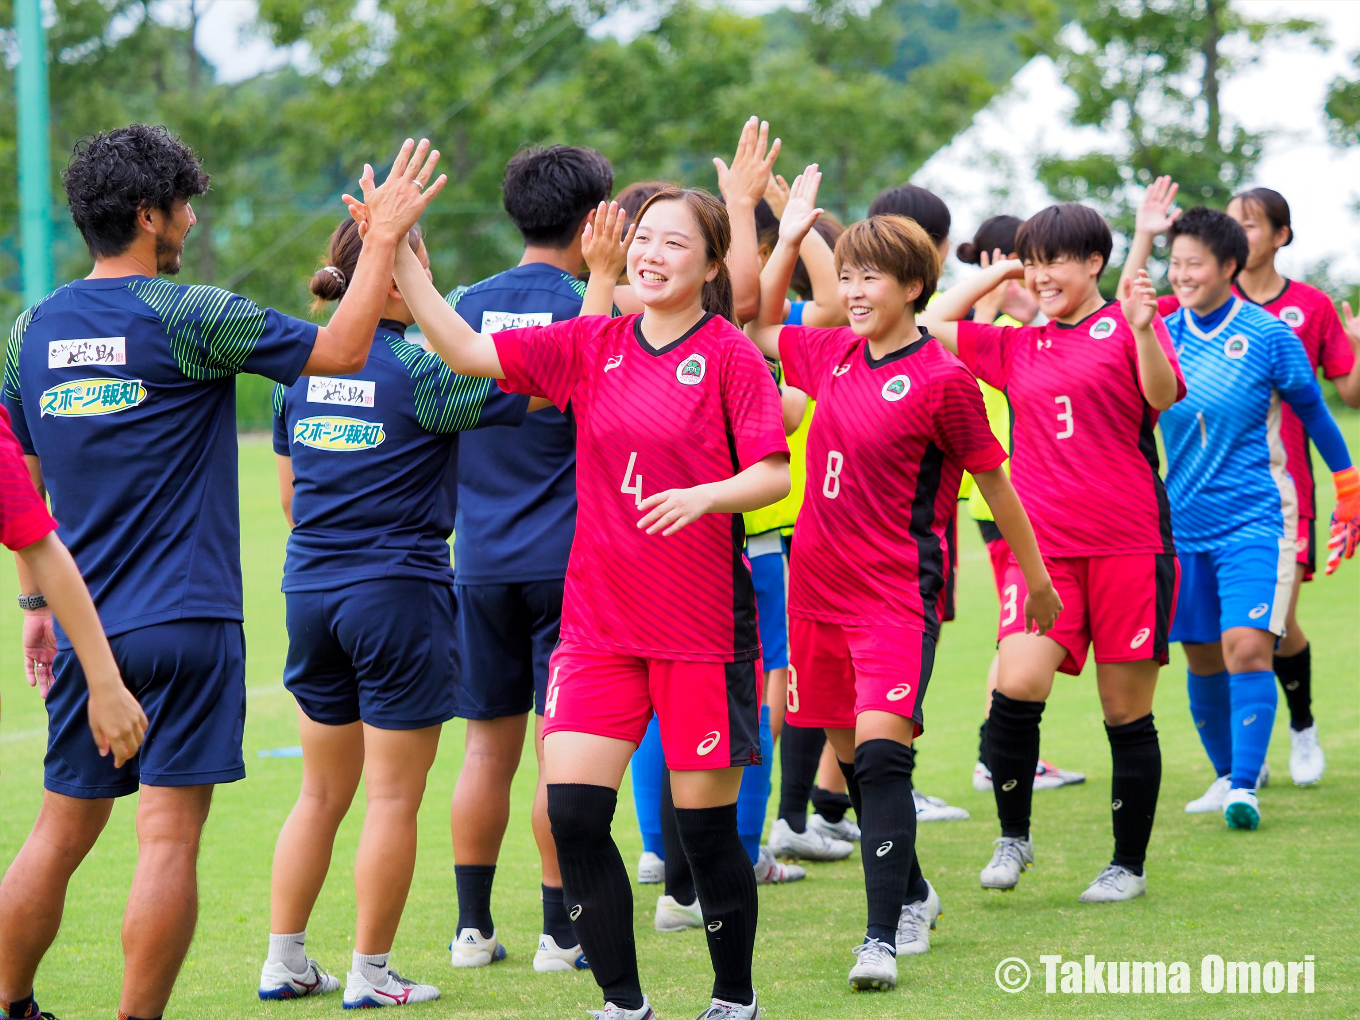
[745,397,813,538]
[965,313,1022,521]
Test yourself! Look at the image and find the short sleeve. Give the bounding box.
[0,405,56,551]
[785,301,805,326]
[271,384,289,455]
[1148,316,1187,403]
[393,340,530,434]
[723,337,790,471]
[493,317,599,411]
[1270,320,1318,393]
[778,325,851,400]
[930,368,1008,475]
[1314,299,1357,379]
[2,389,33,455]
[1156,294,1181,319]
[956,319,1022,391]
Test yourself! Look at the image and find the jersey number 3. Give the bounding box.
[1054,395,1074,439]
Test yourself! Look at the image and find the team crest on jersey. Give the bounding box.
[1223,334,1249,360]
[307,377,376,407]
[676,353,707,385]
[48,337,125,368]
[1278,306,1305,329]
[293,416,386,451]
[40,378,145,417]
[881,375,911,401]
[1089,316,1117,339]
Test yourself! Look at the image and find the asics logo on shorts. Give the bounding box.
[1111,799,1123,811]
[707,920,723,932]
[570,904,583,921]
[876,841,893,857]
[604,354,624,373]
[1001,779,1018,791]
[1130,627,1150,649]
[696,731,722,756]
[1242,714,1257,726]
[1248,603,1269,619]
[885,684,912,702]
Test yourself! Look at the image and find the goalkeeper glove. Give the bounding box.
[1326,466,1360,576]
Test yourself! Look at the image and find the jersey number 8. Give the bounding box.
[823,451,844,499]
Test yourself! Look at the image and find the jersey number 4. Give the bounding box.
[620,451,644,508]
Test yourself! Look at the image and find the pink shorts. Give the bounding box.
[998,553,1179,676]
[785,616,934,736]
[986,536,1011,601]
[1296,515,1315,582]
[543,639,762,770]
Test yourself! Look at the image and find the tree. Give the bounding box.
[1325,52,1360,146]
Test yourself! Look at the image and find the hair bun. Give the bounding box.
[956,241,979,265]
[309,264,348,302]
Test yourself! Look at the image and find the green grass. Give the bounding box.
[3,423,1358,1019]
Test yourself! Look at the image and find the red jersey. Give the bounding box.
[494,313,788,662]
[957,302,1185,558]
[780,326,1005,630]
[0,404,56,551]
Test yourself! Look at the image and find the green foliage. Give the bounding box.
[1325,51,1360,146]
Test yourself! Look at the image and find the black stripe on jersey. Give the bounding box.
[1136,405,1177,555]
[910,631,939,735]
[978,519,1004,544]
[726,429,760,661]
[1151,553,1178,662]
[723,659,763,768]
[910,442,947,639]
[1302,432,1317,498]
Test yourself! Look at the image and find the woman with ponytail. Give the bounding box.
[355,185,790,1018]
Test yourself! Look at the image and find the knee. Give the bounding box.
[1225,646,1274,675]
[852,739,913,788]
[989,690,1046,732]
[297,781,357,823]
[546,783,616,850]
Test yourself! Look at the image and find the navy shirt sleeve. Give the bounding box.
[271,384,290,455]
[3,303,42,454]
[390,338,530,433]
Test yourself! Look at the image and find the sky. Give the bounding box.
[195,0,1360,282]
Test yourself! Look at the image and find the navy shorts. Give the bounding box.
[746,531,789,671]
[45,619,246,799]
[284,578,458,730]
[456,580,563,719]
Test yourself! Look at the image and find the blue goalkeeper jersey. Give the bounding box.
[3,275,317,643]
[272,319,529,591]
[1160,296,1316,552]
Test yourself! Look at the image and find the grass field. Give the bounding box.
[2,423,1358,1020]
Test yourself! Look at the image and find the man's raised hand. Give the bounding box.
[342,138,446,241]
[714,116,781,209]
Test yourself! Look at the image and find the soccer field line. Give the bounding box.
[0,726,46,745]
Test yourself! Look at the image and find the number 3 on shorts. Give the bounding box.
[1001,583,1019,627]
[823,450,844,499]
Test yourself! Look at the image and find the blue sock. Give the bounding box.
[631,716,665,857]
[1229,670,1277,790]
[736,705,773,864]
[1186,669,1232,778]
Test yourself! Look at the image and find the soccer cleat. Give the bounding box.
[589,997,656,1020]
[1289,724,1325,786]
[809,812,861,842]
[913,789,969,822]
[637,850,665,884]
[1224,788,1261,830]
[754,845,806,884]
[1078,863,1146,903]
[0,997,57,1019]
[848,938,897,991]
[895,881,941,956]
[449,928,506,968]
[533,934,589,972]
[1034,758,1086,789]
[696,996,762,1019]
[980,835,1035,890]
[342,968,439,1008]
[259,957,341,999]
[1257,762,1270,789]
[767,817,853,861]
[972,761,993,791]
[1185,775,1231,813]
[654,894,704,932]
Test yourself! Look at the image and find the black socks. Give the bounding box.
[547,784,642,1011]
[854,739,916,948]
[777,724,825,833]
[836,756,862,818]
[660,769,696,904]
[988,691,1045,838]
[2,994,36,1019]
[1274,644,1313,731]
[453,863,496,938]
[675,802,758,1006]
[541,884,577,948]
[809,785,853,825]
[1107,714,1160,875]
[977,719,990,769]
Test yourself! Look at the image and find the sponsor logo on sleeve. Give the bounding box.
[832,362,852,376]
[676,353,707,386]
[40,378,145,417]
[48,337,126,368]
[1278,306,1305,329]
[480,310,553,333]
[292,416,386,451]
[1223,335,1249,360]
[881,374,911,401]
[306,377,375,407]
[604,354,624,373]
[1089,317,1117,339]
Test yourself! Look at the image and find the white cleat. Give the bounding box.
[895,880,941,956]
[449,927,506,968]
[754,845,805,884]
[696,996,761,1018]
[654,894,704,932]
[342,968,439,1008]
[1289,724,1325,786]
[767,817,853,861]
[637,850,664,884]
[1185,775,1231,813]
[809,812,861,842]
[1078,863,1146,903]
[533,933,589,972]
[1257,762,1270,789]
[1034,758,1086,789]
[973,761,993,791]
[848,938,897,991]
[589,996,656,1019]
[980,835,1035,890]
[259,958,341,1000]
[1224,788,1261,830]
[913,789,969,821]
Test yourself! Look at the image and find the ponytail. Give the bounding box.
[310,217,423,312]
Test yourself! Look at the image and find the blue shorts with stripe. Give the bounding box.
[1170,537,1294,645]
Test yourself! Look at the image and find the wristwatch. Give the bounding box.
[17,593,48,610]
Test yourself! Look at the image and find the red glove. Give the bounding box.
[1326,466,1360,575]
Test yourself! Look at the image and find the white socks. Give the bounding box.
[267,930,308,974]
[354,949,391,986]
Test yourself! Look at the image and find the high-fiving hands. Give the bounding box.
[1134,175,1182,237]
[341,137,446,240]
[777,164,823,245]
[582,201,636,282]
[714,116,781,209]
[1121,269,1160,330]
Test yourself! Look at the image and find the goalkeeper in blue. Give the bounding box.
[1153,206,1359,831]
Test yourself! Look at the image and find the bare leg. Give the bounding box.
[0,792,112,1002]
[451,715,528,865]
[763,668,788,743]
[531,714,562,887]
[814,739,845,793]
[1277,564,1308,657]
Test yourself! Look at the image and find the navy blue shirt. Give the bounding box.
[447,264,583,583]
[3,276,317,644]
[272,320,528,591]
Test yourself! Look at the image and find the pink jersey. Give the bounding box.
[957,302,1185,558]
[780,326,1005,629]
[494,313,787,662]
